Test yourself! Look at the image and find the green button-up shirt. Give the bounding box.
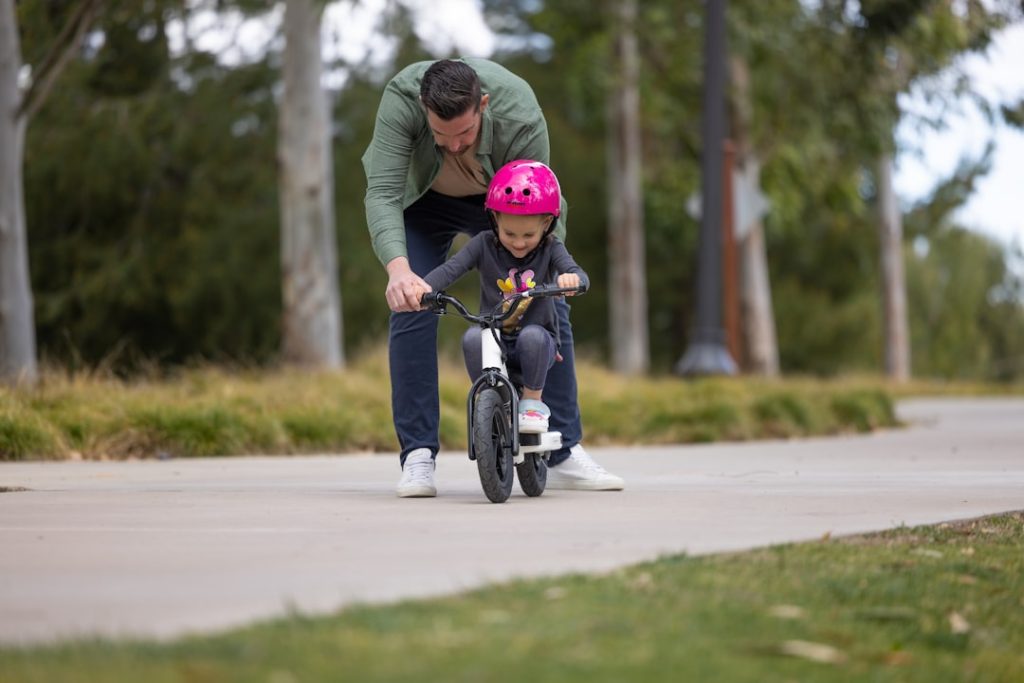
[361,58,568,266]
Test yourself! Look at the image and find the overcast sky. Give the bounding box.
[895,22,1024,250]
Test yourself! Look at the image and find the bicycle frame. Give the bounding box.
[467,338,520,462]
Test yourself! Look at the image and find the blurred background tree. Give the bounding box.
[9,0,1024,381]
[23,0,281,371]
[2,0,103,384]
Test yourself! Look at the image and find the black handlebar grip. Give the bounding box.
[420,291,441,310]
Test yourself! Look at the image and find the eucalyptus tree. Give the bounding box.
[606,0,649,374]
[279,0,344,368]
[0,0,101,384]
[817,0,1020,380]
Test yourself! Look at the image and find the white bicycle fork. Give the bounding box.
[479,327,562,463]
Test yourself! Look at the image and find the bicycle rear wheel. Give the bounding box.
[516,453,547,497]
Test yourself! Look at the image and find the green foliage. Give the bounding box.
[0,412,60,461]
[576,363,900,445]
[128,404,279,457]
[900,149,1024,380]
[907,226,1024,380]
[752,391,817,436]
[25,17,283,370]
[829,389,894,431]
[88,6,169,97]
[4,513,1023,681]
[1003,98,1024,129]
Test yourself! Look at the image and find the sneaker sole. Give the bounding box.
[396,486,437,498]
[546,478,625,491]
[516,423,548,436]
[518,421,549,434]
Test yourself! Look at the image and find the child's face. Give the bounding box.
[495,213,552,258]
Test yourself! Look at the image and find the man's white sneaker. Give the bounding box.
[547,444,625,491]
[396,449,436,498]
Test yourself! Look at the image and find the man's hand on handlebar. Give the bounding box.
[385,257,432,312]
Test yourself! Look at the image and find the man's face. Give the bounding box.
[425,94,489,156]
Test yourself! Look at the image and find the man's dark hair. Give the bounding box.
[420,60,482,120]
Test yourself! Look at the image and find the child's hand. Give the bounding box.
[557,273,581,295]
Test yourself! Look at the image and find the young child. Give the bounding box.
[421,160,588,433]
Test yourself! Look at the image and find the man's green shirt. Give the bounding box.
[361,58,568,266]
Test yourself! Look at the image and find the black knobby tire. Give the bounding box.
[472,387,514,503]
[516,453,547,497]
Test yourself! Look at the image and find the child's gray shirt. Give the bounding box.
[423,232,589,341]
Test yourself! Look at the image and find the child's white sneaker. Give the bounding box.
[396,449,436,498]
[547,444,625,491]
[518,399,550,434]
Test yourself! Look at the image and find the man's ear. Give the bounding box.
[479,93,490,112]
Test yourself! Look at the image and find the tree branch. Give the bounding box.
[17,0,104,122]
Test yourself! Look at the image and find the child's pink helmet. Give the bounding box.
[485,160,561,217]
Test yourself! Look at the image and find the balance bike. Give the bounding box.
[421,284,585,503]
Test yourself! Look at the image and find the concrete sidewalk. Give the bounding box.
[1,398,1022,645]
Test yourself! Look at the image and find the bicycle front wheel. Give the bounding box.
[472,387,514,503]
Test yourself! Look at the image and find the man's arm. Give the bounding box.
[362,83,422,267]
[363,79,433,312]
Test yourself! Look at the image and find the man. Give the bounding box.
[362,58,624,497]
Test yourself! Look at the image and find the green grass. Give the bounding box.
[573,364,901,445]
[3,349,1019,460]
[3,512,1021,682]
[0,356,398,460]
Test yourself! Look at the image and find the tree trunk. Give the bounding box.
[877,152,910,381]
[729,56,779,376]
[0,0,38,385]
[606,0,649,375]
[738,217,778,375]
[279,0,343,368]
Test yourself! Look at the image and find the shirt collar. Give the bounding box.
[478,102,494,157]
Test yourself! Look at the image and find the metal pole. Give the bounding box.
[675,0,737,377]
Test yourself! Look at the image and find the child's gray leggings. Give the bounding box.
[461,324,556,392]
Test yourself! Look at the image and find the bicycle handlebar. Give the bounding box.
[420,282,587,326]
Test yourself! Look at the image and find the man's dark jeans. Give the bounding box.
[390,190,581,467]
